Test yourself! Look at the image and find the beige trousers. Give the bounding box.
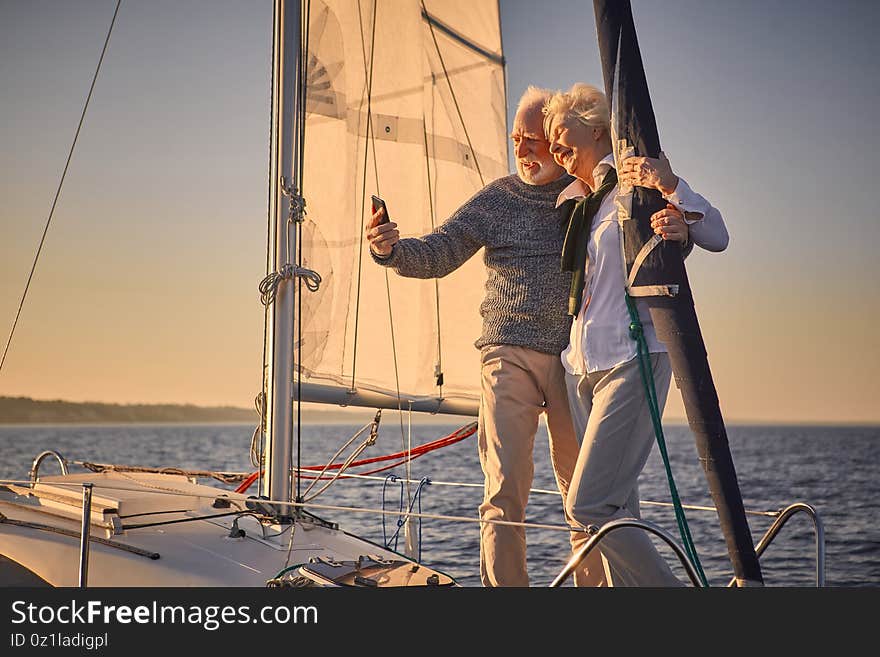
[478,344,606,587]
[565,353,682,586]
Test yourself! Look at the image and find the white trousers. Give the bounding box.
[565,352,683,586]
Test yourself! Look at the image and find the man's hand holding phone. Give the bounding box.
[367,195,399,258]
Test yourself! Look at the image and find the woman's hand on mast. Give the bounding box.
[366,207,399,257]
[650,204,688,244]
[618,151,679,195]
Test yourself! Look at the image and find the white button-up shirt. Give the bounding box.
[556,154,729,375]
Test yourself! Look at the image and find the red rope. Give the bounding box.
[234,421,476,493]
[236,470,260,494]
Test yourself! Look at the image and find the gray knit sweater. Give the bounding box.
[371,173,574,355]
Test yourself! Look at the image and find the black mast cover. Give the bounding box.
[593,0,763,585]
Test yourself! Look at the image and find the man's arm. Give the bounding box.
[366,204,485,279]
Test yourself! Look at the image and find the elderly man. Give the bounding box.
[366,86,606,587]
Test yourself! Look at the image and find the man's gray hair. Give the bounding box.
[516,85,553,114]
[542,83,610,137]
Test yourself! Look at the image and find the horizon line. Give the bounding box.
[1,395,878,428]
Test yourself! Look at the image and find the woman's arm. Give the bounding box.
[619,152,729,252]
[662,178,729,252]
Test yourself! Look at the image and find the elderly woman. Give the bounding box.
[542,83,729,586]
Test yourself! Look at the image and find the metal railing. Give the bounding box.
[551,501,825,587]
[549,518,706,587]
[29,450,68,483]
[726,502,825,587]
[25,451,94,587]
[78,483,93,588]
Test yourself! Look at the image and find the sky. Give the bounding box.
[1,0,879,424]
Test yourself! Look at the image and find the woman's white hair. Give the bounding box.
[542,83,610,138]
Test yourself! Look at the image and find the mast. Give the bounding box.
[261,0,304,507]
[592,0,763,586]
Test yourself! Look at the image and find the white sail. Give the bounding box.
[297,0,508,408]
[0,0,473,590]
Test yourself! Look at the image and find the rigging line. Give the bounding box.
[122,510,266,532]
[625,293,707,584]
[0,0,123,374]
[420,7,504,66]
[421,0,484,187]
[349,0,380,393]
[384,475,429,553]
[352,3,408,448]
[285,499,583,533]
[352,8,410,468]
[5,482,579,535]
[0,476,783,518]
[76,461,246,485]
[295,240,302,498]
[59,459,772,518]
[0,515,160,560]
[293,8,303,504]
[497,0,510,169]
[347,5,419,492]
[382,266,411,505]
[301,440,372,502]
[299,422,373,499]
[350,0,409,492]
[294,0,313,504]
[250,394,263,469]
[422,118,444,400]
[403,402,414,547]
[296,0,311,194]
[281,507,299,570]
[258,265,269,496]
[347,0,410,503]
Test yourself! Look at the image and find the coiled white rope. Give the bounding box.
[259,263,322,306]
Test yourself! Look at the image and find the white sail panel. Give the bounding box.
[299,0,507,405]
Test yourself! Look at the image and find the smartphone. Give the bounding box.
[371,195,390,224]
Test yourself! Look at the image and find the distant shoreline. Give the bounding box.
[0,396,475,426]
[0,396,255,425]
[1,396,875,428]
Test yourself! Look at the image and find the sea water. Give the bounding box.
[0,421,876,587]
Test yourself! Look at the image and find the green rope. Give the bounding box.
[625,293,709,586]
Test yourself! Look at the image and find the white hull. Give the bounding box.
[0,471,454,587]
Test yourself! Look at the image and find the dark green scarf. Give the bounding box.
[560,167,617,316]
